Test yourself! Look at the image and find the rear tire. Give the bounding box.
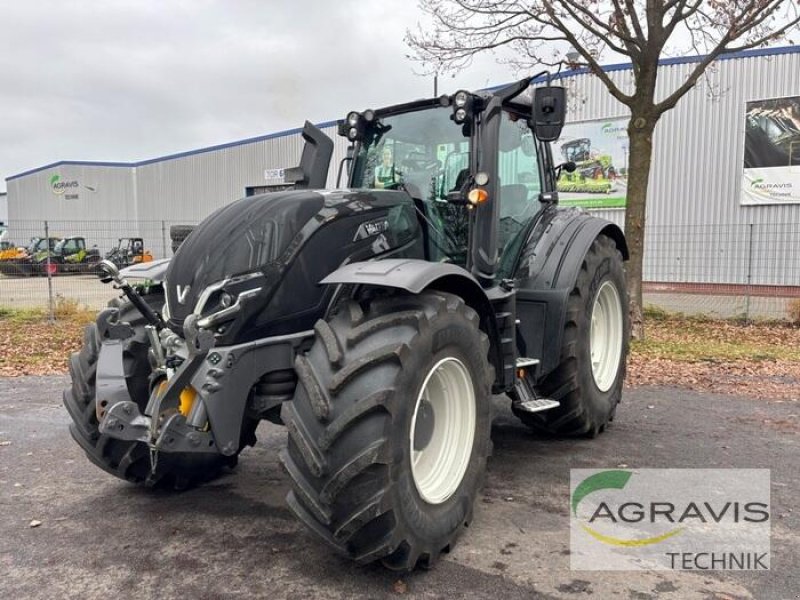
[63,290,256,488]
[514,234,629,437]
[280,291,493,570]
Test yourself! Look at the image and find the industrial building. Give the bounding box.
[5,46,800,290]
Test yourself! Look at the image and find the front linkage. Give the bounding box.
[93,260,308,469]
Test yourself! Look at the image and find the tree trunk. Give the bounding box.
[624,112,657,341]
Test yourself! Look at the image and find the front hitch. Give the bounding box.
[99,400,218,454]
[98,315,221,457]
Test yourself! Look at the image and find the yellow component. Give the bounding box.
[580,523,683,547]
[178,387,198,416]
[132,250,154,264]
[0,248,25,261]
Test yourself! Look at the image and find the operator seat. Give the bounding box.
[499,183,530,217]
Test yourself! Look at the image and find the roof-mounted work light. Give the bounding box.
[450,90,474,124]
[338,109,376,142]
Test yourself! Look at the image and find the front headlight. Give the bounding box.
[193,272,265,329]
[162,283,171,321]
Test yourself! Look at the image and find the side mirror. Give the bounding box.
[530,86,566,142]
[98,259,122,285]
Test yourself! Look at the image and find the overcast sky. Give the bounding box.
[1,0,521,189]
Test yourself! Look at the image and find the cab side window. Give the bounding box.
[497,114,542,258]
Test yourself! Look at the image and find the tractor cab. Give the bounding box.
[561,138,592,163]
[341,77,568,287]
[27,236,61,260]
[54,236,87,258]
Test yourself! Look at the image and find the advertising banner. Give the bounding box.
[555,117,629,209]
[741,96,800,205]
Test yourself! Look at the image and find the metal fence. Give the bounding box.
[0,219,798,321]
[642,222,800,320]
[0,220,189,315]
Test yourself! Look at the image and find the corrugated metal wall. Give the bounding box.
[135,124,345,222]
[561,50,800,286]
[6,48,799,285]
[7,165,137,223]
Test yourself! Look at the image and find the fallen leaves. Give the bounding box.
[0,311,91,377]
[1,310,798,400]
[627,317,800,399]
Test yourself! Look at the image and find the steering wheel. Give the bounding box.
[402,151,441,173]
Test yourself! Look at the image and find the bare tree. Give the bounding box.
[408,0,800,339]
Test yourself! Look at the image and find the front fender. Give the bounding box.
[321,258,508,391]
[320,258,482,294]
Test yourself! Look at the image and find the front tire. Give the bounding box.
[280,291,493,570]
[514,234,629,436]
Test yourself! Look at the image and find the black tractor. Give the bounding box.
[64,76,629,571]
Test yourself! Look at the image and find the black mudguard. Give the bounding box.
[321,258,505,387]
[513,205,627,379]
[321,258,482,294]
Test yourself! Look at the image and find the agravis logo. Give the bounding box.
[601,122,627,136]
[570,469,771,571]
[572,470,682,547]
[751,179,792,190]
[50,174,79,195]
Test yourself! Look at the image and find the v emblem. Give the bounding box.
[176,285,191,305]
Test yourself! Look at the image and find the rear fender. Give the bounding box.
[514,206,627,378]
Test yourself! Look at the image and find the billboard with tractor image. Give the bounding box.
[556,117,629,209]
[741,95,800,205]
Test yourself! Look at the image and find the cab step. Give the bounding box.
[516,357,540,368]
[514,398,560,414]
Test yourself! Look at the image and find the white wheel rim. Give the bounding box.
[590,280,624,392]
[409,357,476,505]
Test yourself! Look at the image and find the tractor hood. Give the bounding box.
[164,190,324,327]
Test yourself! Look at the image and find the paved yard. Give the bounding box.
[0,377,798,599]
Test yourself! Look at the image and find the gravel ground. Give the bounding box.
[0,275,118,310]
[0,377,798,599]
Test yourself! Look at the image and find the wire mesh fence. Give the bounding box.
[0,219,798,321]
[0,220,190,314]
[642,222,800,320]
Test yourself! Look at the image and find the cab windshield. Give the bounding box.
[350,106,471,263]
